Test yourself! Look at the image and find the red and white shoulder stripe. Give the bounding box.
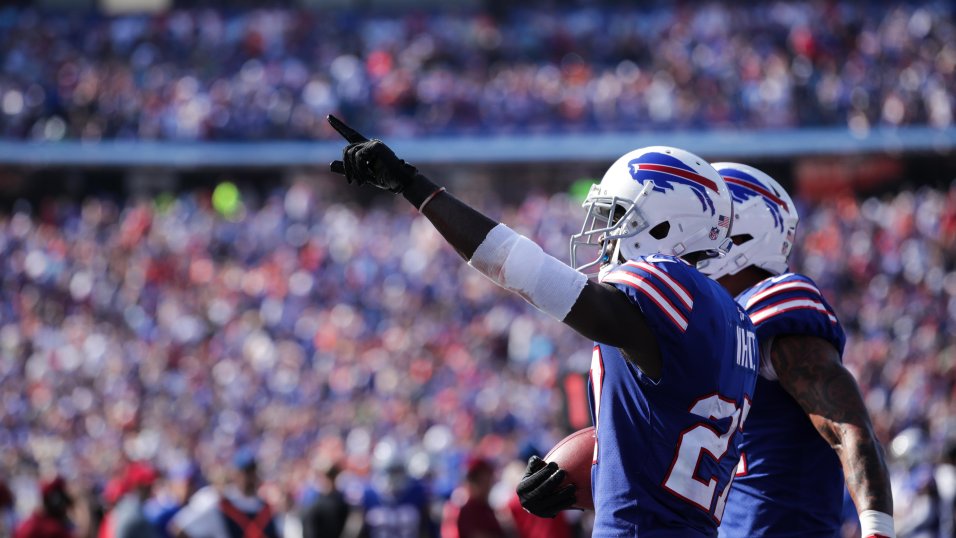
[603,262,694,332]
[749,298,838,325]
[744,277,822,310]
[624,261,694,310]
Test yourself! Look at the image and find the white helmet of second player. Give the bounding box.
[570,146,734,279]
[697,162,799,280]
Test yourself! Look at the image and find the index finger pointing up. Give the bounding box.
[327,115,369,143]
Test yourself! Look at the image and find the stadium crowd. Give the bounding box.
[0,177,953,536]
[0,0,954,141]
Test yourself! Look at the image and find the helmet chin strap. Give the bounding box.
[716,254,752,278]
[698,239,757,278]
[603,239,623,265]
[598,241,625,282]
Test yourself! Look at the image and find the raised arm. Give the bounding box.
[770,334,894,535]
[410,175,657,350]
[327,115,659,371]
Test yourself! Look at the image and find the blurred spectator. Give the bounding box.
[172,450,278,538]
[359,453,435,538]
[111,462,161,538]
[936,443,956,537]
[0,2,952,141]
[0,480,15,538]
[96,478,128,538]
[146,462,204,538]
[168,486,219,538]
[440,457,505,538]
[14,477,75,538]
[895,465,941,537]
[300,462,350,538]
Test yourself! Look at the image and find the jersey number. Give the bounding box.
[662,394,751,523]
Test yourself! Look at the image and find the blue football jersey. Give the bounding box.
[588,255,759,537]
[719,273,848,538]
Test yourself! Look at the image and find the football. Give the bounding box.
[544,426,595,510]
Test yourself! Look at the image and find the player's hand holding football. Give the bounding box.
[517,456,576,518]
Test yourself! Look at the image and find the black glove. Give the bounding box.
[328,115,419,194]
[516,456,576,518]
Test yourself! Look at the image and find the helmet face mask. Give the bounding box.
[570,146,734,279]
[570,183,652,276]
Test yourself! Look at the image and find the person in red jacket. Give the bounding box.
[15,477,75,538]
[505,493,573,538]
[441,457,506,538]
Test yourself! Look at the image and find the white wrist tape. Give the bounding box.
[469,224,587,321]
[860,510,895,538]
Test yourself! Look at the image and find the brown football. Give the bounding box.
[544,426,595,510]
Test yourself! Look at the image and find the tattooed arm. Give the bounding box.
[771,334,893,515]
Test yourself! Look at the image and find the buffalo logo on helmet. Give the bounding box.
[721,169,790,231]
[627,152,719,216]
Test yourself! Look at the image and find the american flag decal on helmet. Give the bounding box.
[718,215,730,228]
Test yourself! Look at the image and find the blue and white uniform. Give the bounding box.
[719,273,848,538]
[589,255,759,537]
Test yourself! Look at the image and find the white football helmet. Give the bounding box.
[697,162,798,280]
[570,146,734,279]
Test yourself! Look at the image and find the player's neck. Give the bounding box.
[718,266,773,297]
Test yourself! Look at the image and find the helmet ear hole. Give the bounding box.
[731,234,753,246]
[649,222,670,240]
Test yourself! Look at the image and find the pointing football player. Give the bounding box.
[696,163,895,538]
[328,115,759,536]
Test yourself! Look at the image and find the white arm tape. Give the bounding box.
[469,224,587,321]
[860,510,895,538]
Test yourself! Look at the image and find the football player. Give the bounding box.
[328,115,758,536]
[696,163,895,538]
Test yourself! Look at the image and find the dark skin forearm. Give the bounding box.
[403,174,496,260]
[771,335,893,514]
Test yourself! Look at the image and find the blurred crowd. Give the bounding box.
[0,0,954,141]
[0,177,953,537]
[0,182,592,538]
